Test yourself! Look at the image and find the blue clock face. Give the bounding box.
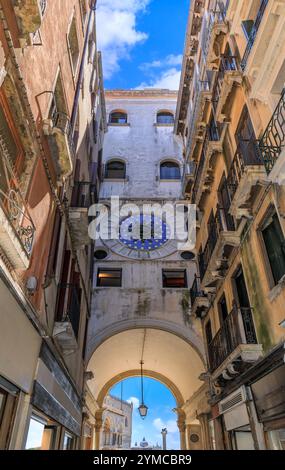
[119,214,170,251]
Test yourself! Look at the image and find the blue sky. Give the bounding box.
[96,0,190,90]
[110,378,180,449]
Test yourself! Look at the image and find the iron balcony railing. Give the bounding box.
[186,79,212,159]
[190,274,207,307]
[241,0,269,71]
[198,206,235,280]
[201,6,228,62]
[56,283,81,339]
[191,124,223,204]
[212,55,240,111]
[208,306,258,372]
[259,89,285,174]
[227,139,263,201]
[0,136,36,257]
[71,181,97,208]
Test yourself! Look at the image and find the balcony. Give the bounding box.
[186,80,213,159]
[228,140,268,219]
[212,55,243,122]
[259,89,285,181]
[69,182,97,250]
[182,161,196,196]
[0,153,35,269]
[43,112,74,182]
[190,274,210,318]
[52,283,81,355]
[191,124,226,207]
[199,207,240,287]
[202,9,229,69]
[208,307,263,380]
[13,0,45,43]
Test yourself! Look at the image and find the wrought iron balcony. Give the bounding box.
[53,283,81,354]
[190,274,209,318]
[259,89,285,175]
[198,206,237,283]
[182,161,196,195]
[43,111,74,181]
[212,55,242,121]
[201,8,228,64]
[227,139,265,216]
[0,141,35,269]
[208,307,258,373]
[186,79,212,159]
[191,124,225,205]
[241,0,269,71]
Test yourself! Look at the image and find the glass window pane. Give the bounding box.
[157,112,174,124]
[25,416,46,450]
[160,162,180,180]
[97,269,122,287]
[63,432,74,450]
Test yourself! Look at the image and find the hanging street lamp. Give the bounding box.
[138,360,148,419]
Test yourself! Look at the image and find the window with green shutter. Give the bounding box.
[262,213,285,285]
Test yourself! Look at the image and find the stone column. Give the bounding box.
[176,409,187,450]
[198,413,211,450]
[94,409,104,450]
[161,428,168,450]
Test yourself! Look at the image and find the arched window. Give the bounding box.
[105,160,126,179]
[109,111,128,124]
[157,111,174,125]
[160,161,181,180]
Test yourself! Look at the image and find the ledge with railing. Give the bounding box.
[212,55,241,113]
[227,139,264,201]
[190,274,208,309]
[259,89,285,174]
[208,306,258,373]
[198,206,235,280]
[201,6,228,63]
[241,0,269,71]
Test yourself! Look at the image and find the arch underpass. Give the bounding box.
[87,328,206,449]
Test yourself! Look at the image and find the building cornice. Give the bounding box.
[105,89,178,99]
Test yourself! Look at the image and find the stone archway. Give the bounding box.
[87,328,206,450]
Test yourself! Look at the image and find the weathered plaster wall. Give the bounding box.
[100,95,183,200]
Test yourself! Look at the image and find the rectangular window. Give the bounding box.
[262,213,285,285]
[25,414,58,450]
[162,270,187,288]
[63,431,75,450]
[97,268,122,287]
[68,17,80,75]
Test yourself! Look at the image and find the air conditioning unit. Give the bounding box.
[218,386,247,415]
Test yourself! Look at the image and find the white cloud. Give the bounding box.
[153,418,178,433]
[136,67,181,90]
[96,0,151,79]
[140,54,183,71]
[127,396,140,408]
